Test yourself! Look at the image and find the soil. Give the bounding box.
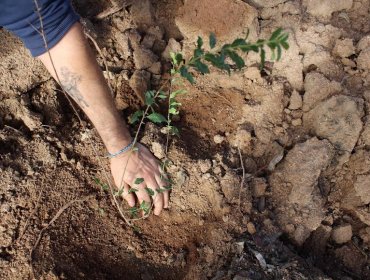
[1,0,370,279]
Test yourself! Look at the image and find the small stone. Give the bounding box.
[247,222,257,235]
[130,0,154,26]
[289,90,303,110]
[213,134,225,144]
[162,38,182,61]
[341,58,356,68]
[126,29,141,50]
[133,48,158,70]
[147,61,162,75]
[141,34,156,49]
[151,142,165,159]
[357,35,370,51]
[199,159,212,173]
[251,177,267,197]
[129,70,151,104]
[291,118,302,126]
[333,38,355,58]
[229,128,252,150]
[357,48,370,71]
[213,166,222,175]
[332,224,353,244]
[147,26,164,40]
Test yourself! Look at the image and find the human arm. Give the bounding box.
[38,22,169,215]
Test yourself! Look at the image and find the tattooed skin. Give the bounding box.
[60,67,89,108]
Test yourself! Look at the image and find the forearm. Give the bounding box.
[38,22,131,153]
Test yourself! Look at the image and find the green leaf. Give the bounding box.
[170,52,183,66]
[169,107,179,115]
[134,178,144,184]
[164,185,173,190]
[194,60,210,74]
[158,91,167,99]
[197,36,203,49]
[117,188,124,196]
[144,90,155,106]
[94,178,109,191]
[145,187,155,196]
[227,51,245,69]
[204,53,228,71]
[277,44,282,61]
[231,38,247,48]
[147,112,167,123]
[140,201,150,215]
[169,126,180,136]
[128,188,138,194]
[130,207,139,217]
[170,89,187,99]
[156,188,167,193]
[193,48,204,59]
[260,48,266,70]
[209,32,216,49]
[281,41,289,50]
[270,28,283,41]
[179,66,195,84]
[129,110,144,124]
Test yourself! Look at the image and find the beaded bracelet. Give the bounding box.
[107,140,135,158]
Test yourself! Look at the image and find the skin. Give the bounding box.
[38,22,169,215]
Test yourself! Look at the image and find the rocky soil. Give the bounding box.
[1,0,369,279]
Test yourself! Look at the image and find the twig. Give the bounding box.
[17,182,44,243]
[95,1,134,20]
[30,197,90,278]
[237,146,246,213]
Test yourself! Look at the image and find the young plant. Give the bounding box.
[111,29,289,224]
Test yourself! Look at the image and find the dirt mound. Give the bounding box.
[1,0,370,279]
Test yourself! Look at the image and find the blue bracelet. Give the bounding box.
[107,140,135,158]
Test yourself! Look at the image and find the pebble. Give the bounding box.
[331,224,353,244]
[214,134,225,144]
[251,177,267,197]
[247,222,257,235]
[291,118,302,126]
[289,90,303,110]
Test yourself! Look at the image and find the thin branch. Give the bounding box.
[237,146,246,213]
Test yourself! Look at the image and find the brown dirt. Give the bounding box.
[1,0,370,279]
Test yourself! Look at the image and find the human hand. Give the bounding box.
[110,143,170,216]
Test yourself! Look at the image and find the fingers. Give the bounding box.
[145,176,164,216]
[121,183,136,207]
[154,171,170,209]
[133,180,151,209]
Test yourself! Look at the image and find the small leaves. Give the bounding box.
[209,32,216,49]
[158,91,167,99]
[129,207,139,218]
[129,110,144,124]
[144,90,155,106]
[128,188,138,194]
[170,89,187,99]
[169,125,180,136]
[147,112,167,123]
[227,50,245,69]
[134,178,144,184]
[197,36,203,49]
[140,201,150,215]
[260,48,266,70]
[179,66,195,84]
[194,60,210,74]
[94,178,109,191]
[145,187,155,196]
[170,52,183,66]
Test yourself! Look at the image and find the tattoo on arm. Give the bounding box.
[59,67,89,108]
